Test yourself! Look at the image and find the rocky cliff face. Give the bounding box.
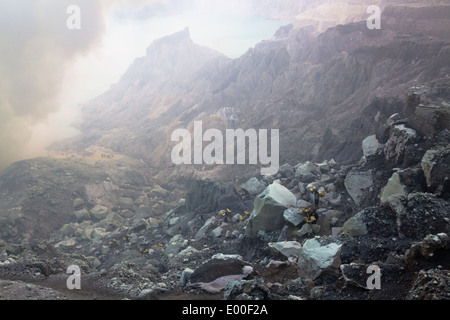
[55,3,450,182]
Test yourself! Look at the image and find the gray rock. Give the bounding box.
[135,205,151,220]
[297,237,342,280]
[131,218,149,233]
[342,211,368,237]
[185,179,222,212]
[245,183,297,237]
[294,161,320,182]
[296,199,311,209]
[194,216,216,241]
[191,267,253,294]
[315,160,330,173]
[380,172,407,205]
[223,278,268,300]
[344,170,373,206]
[278,164,295,177]
[283,207,304,227]
[58,223,76,238]
[150,185,169,198]
[104,211,124,227]
[180,268,194,286]
[72,198,85,209]
[421,145,450,194]
[165,239,188,255]
[320,190,343,207]
[297,223,313,238]
[178,246,198,257]
[318,209,344,220]
[405,233,449,269]
[392,192,450,240]
[384,124,417,167]
[54,238,77,251]
[268,241,302,258]
[119,197,135,210]
[118,209,134,219]
[240,177,265,196]
[169,216,180,226]
[189,254,249,285]
[90,205,109,220]
[362,135,382,159]
[73,209,91,222]
[134,195,147,206]
[298,182,307,195]
[331,227,343,237]
[211,224,225,238]
[91,227,110,243]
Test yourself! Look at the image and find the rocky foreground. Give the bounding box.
[0,85,449,300]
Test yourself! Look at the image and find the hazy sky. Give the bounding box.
[0,0,294,170]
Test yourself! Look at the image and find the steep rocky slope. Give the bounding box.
[0,85,448,301]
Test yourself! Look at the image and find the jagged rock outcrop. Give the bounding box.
[421,145,450,197]
[297,237,342,280]
[245,183,297,238]
[344,170,374,207]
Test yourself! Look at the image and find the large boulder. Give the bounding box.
[268,241,302,259]
[73,209,91,222]
[189,254,252,286]
[342,206,398,239]
[245,183,297,238]
[389,192,450,240]
[185,179,222,212]
[283,208,304,227]
[278,164,295,178]
[90,205,109,220]
[186,179,244,213]
[362,134,383,160]
[297,237,342,280]
[408,100,450,141]
[194,216,216,241]
[421,144,450,197]
[405,233,449,269]
[380,172,407,204]
[294,161,320,182]
[342,210,368,237]
[383,124,418,168]
[240,177,265,196]
[344,170,373,206]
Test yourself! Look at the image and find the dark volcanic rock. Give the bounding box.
[189,254,250,284]
[407,269,450,300]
